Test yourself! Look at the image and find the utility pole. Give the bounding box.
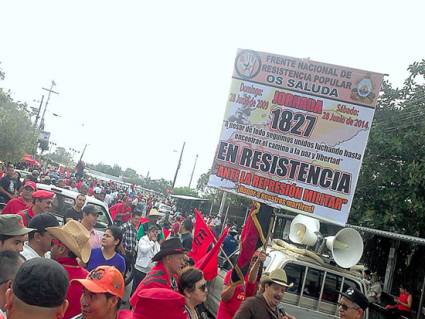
[188,154,198,188]
[79,144,88,163]
[39,81,59,130]
[33,95,45,128]
[172,142,186,189]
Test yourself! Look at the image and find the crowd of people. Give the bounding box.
[0,160,377,319]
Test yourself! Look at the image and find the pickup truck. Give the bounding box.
[36,183,112,229]
[205,239,370,319]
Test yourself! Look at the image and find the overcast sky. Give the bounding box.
[1,0,424,187]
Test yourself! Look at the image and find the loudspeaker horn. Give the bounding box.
[289,214,320,246]
[326,228,364,268]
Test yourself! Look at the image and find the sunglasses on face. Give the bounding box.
[338,303,359,311]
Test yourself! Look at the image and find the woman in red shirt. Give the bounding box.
[386,284,412,318]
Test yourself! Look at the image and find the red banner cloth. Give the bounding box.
[188,209,216,263]
[196,227,228,281]
[232,202,273,283]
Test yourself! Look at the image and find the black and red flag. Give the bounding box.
[231,202,273,283]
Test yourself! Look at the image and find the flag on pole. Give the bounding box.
[188,209,216,263]
[231,202,273,283]
[163,227,170,240]
[196,227,229,280]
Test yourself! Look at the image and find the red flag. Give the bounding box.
[196,227,228,280]
[140,217,150,224]
[163,227,170,240]
[188,209,216,263]
[232,202,273,283]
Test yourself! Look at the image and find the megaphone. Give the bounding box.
[326,228,364,268]
[289,214,320,246]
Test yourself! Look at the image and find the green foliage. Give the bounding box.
[172,186,198,197]
[139,177,172,194]
[0,89,37,162]
[123,167,138,179]
[88,162,123,177]
[45,146,74,166]
[351,59,425,236]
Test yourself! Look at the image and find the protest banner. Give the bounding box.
[208,49,385,225]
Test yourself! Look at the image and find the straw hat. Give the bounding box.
[263,268,293,288]
[47,220,91,263]
[148,208,164,217]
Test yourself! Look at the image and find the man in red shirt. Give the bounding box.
[17,190,54,226]
[130,238,186,307]
[217,251,266,319]
[109,197,132,225]
[2,181,36,214]
[47,220,91,319]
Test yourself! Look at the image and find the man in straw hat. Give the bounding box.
[4,258,69,319]
[47,220,91,319]
[70,266,125,319]
[136,207,164,241]
[234,268,296,319]
[130,237,186,307]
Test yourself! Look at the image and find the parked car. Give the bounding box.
[36,183,112,230]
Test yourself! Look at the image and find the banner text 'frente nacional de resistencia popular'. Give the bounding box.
[208,49,384,225]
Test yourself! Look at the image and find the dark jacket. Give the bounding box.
[234,295,281,319]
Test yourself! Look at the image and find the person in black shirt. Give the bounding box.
[63,194,86,224]
[180,218,193,251]
[0,163,20,203]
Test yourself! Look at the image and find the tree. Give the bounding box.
[123,167,138,179]
[0,89,37,163]
[111,164,122,177]
[197,169,219,198]
[46,146,74,165]
[350,60,425,288]
[351,60,425,236]
[173,187,199,197]
[139,177,172,194]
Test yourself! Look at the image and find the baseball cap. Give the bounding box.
[339,287,369,310]
[0,215,35,236]
[23,181,36,190]
[72,266,125,299]
[13,258,69,307]
[28,213,59,232]
[83,204,102,215]
[32,190,54,200]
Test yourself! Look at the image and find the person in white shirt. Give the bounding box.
[22,213,59,260]
[104,190,113,207]
[132,224,160,295]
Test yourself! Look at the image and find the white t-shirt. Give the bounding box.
[21,243,42,260]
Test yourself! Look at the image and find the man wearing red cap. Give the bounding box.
[17,190,54,226]
[71,266,125,319]
[130,238,186,307]
[2,181,36,214]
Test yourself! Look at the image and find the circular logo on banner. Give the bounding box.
[235,50,262,79]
